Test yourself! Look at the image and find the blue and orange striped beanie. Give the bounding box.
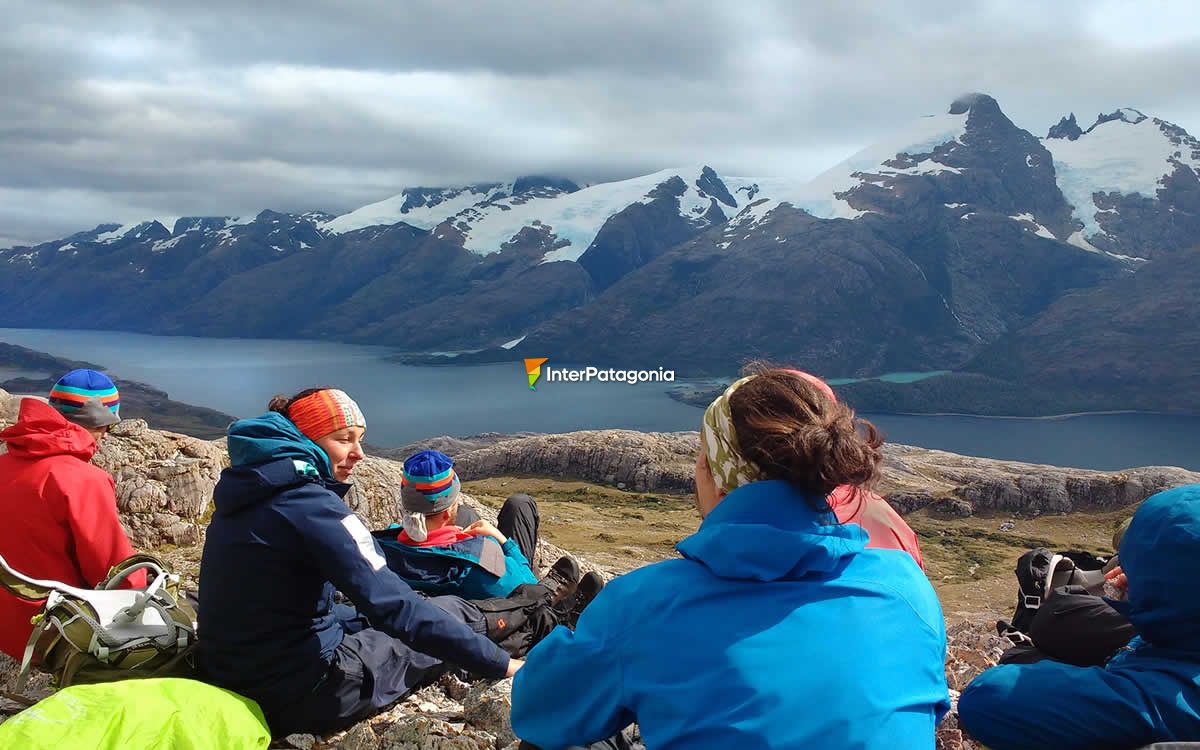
[399,450,462,541]
[48,369,121,429]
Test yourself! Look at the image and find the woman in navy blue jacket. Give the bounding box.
[199,388,514,736]
[511,368,949,749]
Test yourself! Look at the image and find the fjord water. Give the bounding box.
[2,327,1198,471]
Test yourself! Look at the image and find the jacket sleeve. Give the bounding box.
[501,538,526,565]
[60,469,145,587]
[287,490,509,678]
[958,662,1158,750]
[511,583,634,749]
[500,538,534,575]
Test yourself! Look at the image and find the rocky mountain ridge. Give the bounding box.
[2,95,1197,415]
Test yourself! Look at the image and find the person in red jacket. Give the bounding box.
[784,370,924,568]
[0,369,140,660]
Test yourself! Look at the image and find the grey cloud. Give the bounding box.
[1,0,1199,246]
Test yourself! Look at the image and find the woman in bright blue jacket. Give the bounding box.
[511,368,950,750]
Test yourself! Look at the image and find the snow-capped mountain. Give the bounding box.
[726,107,973,224]
[1043,108,1200,259]
[323,167,749,263]
[1,93,1197,414]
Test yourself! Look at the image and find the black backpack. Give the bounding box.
[469,583,562,658]
[1005,548,1109,637]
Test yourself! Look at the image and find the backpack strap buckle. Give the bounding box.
[1022,593,1042,609]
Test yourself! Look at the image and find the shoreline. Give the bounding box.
[869,409,1164,421]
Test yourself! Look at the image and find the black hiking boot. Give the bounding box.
[567,572,605,628]
[539,555,581,607]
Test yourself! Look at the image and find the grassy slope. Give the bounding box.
[462,476,1131,618]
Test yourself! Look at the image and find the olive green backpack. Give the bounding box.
[0,552,198,697]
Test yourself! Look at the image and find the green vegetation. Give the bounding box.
[464,476,1133,619]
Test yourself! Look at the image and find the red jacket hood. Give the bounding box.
[0,398,97,462]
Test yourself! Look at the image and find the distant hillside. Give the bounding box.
[0,342,234,438]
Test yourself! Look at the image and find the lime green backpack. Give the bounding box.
[0,552,198,696]
[0,677,270,749]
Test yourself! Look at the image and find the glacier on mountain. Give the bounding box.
[1044,111,1200,241]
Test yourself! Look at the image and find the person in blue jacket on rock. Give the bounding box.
[959,483,1200,750]
[198,388,517,737]
[510,367,950,750]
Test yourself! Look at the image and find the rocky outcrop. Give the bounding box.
[377,432,540,461]
[1046,113,1083,141]
[96,418,226,547]
[450,429,1200,516]
[454,430,699,494]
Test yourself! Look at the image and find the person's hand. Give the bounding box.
[1104,565,1128,592]
[506,657,524,678]
[465,519,507,545]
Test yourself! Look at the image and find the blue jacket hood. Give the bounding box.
[676,480,868,581]
[227,412,333,477]
[216,413,339,515]
[1110,483,1200,647]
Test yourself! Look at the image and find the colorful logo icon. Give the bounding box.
[524,358,549,390]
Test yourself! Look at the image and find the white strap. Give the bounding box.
[1044,554,1069,599]
[112,573,167,625]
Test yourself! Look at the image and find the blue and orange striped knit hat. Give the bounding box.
[48,369,121,429]
[399,450,462,541]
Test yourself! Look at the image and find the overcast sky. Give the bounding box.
[3,0,1199,247]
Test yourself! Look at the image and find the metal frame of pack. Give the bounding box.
[0,552,198,695]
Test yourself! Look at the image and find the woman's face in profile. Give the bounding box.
[316,426,366,482]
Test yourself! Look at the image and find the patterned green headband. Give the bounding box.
[700,375,762,494]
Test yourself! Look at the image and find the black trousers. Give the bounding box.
[498,493,540,568]
[266,598,488,736]
[1001,585,1136,667]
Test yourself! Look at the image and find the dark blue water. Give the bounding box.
[2,327,1197,471]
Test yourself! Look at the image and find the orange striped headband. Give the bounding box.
[288,389,366,441]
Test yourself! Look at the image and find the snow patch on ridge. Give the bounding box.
[1044,114,1199,243]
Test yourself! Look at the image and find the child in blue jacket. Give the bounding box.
[378,450,540,600]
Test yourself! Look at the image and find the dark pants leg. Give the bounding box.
[427,594,488,635]
[265,628,444,736]
[1028,585,1135,666]
[266,599,484,736]
[498,493,540,567]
